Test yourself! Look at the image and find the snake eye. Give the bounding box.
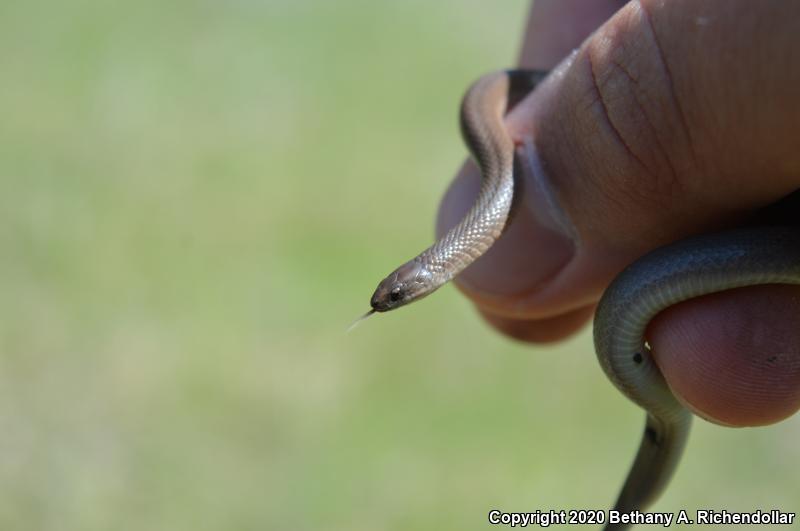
[390,287,402,302]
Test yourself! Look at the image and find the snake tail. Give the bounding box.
[595,226,800,530]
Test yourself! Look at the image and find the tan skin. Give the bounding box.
[437,0,800,427]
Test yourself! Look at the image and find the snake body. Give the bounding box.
[595,226,800,524]
[367,69,800,530]
[369,70,547,312]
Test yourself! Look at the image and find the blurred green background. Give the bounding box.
[1,1,797,530]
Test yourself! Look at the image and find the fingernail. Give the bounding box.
[436,137,577,318]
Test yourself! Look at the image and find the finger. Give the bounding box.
[518,0,628,69]
[478,303,596,344]
[649,285,800,427]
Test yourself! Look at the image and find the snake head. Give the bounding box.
[370,259,435,312]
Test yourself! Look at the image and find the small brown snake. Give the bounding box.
[363,69,800,530]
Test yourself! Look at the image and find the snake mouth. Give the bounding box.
[370,294,401,312]
[369,292,390,312]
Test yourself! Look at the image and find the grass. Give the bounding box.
[0,1,797,529]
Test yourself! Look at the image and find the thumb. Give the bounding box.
[437,0,800,426]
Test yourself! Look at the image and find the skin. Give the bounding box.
[436,0,800,427]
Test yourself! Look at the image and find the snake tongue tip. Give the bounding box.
[346,309,377,333]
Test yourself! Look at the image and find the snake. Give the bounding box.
[364,69,800,530]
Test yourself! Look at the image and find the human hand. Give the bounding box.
[437,0,800,427]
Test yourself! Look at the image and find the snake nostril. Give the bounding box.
[633,352,643,364]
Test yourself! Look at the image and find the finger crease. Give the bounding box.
[610,57,680,188]
[636,0,699,168]
[587,51,652,178]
